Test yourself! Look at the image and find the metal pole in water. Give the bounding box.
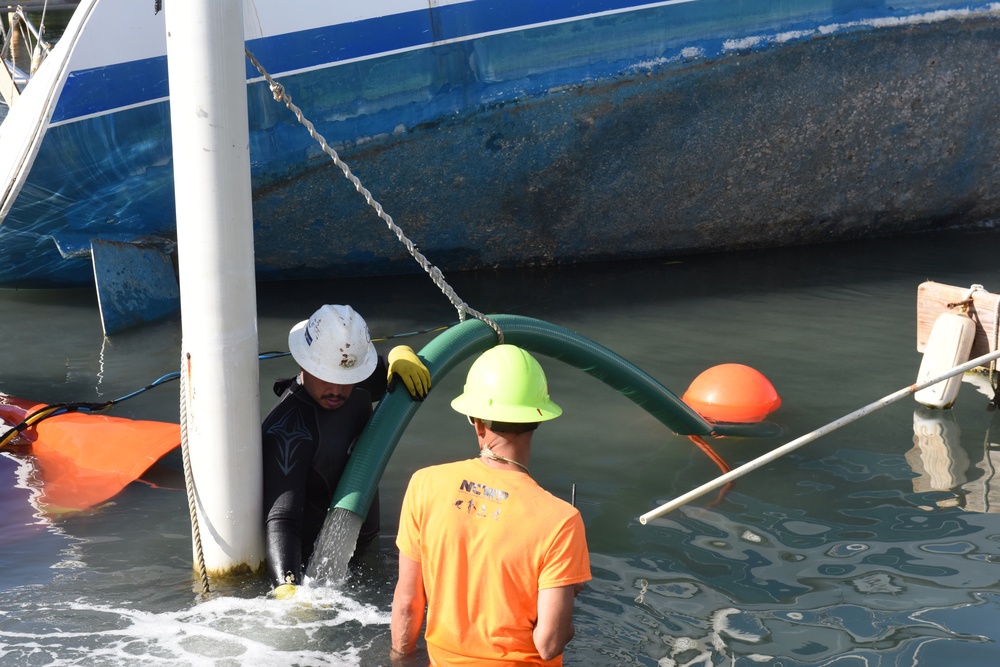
[164,0,263,577]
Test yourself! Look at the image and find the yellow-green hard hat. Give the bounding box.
[451,345,562,423]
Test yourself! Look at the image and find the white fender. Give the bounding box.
[915,311,975,408]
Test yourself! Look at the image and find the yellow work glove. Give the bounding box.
[387,345,431,400]
[272,583,297,600]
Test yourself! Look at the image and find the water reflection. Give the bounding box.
[908,400,1000,513]
[591,377,1000,664]
[584,490,1000,665]
[908,408,968,508]
[2,230,1000,665]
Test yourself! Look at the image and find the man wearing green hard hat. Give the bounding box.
[391,344,591,666]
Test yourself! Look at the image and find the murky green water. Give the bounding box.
[2,227,1000,665]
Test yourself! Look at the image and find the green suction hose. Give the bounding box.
[331,314,723,518]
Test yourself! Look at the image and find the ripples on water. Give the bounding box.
[581,490,1000,665]
[1,229,1000,664]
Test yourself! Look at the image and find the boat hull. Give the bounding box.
[2,1,999,285]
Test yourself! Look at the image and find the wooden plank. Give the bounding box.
[916,281,1000,358]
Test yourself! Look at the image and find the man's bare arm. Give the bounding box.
[533,584,581,660]
[390,552,426,658]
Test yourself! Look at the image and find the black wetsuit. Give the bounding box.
[262,360,388,587]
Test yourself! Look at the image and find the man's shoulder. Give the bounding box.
[415,459,470,474]
[262,385,311,429]
[272,376,296,397]
[530,483,577,510]
[410,459,473,482]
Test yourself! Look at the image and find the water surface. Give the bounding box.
[2,227,1000,665]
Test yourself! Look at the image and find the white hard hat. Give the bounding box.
[287,304,378,385]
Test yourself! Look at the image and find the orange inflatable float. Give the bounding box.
[0,395,180,513]
[682,364,781,424]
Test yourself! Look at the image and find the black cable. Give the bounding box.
[1,322,456,448]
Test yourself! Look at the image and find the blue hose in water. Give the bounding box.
[331,314,731,518]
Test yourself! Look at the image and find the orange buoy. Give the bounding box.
[682,364,781,423]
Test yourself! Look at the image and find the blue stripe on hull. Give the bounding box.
[4,0,1000,285]
[53,0,969,123]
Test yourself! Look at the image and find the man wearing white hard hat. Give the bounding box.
[262,304,431,598]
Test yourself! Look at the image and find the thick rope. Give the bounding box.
[180,352,211,595]
[243,48,503,344]
[965,285,1000,405]
[957,284,1000,409]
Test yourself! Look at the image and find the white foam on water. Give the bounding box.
[0,587,390,666]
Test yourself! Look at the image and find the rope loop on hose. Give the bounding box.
[243,48,503,345]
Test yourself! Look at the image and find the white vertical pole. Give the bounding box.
[165,0,263,576]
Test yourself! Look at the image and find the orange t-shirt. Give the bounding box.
[396,458,591,666]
